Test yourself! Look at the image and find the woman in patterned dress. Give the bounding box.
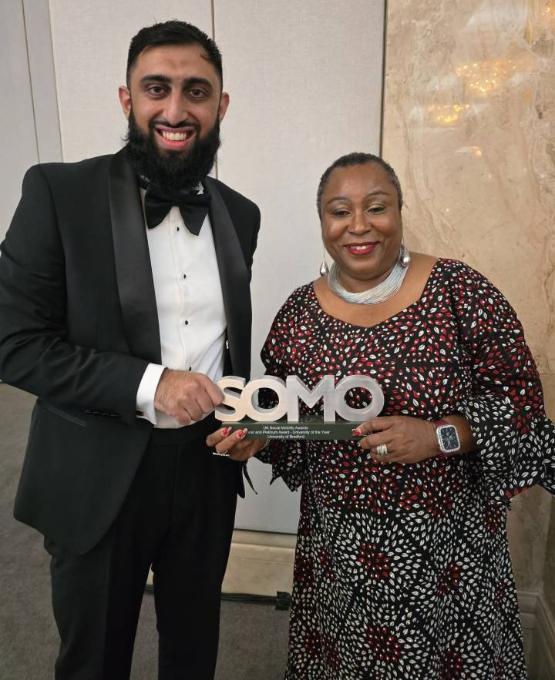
[207,153,555,679]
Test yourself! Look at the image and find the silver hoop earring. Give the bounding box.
[399,244,411,268]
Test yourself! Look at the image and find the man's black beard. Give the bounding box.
[125,111,221,193]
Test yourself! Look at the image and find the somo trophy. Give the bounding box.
[215,374,384,440]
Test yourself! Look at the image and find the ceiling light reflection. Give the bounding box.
[456,59,518,96]
[427,103,471,126]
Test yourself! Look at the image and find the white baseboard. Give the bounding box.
[222,530,295,597]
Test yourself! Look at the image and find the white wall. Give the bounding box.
[4,0,386,533]
[1,0,61,240]
[48,0,212,160]
[2,2,38,236]
[216,0,385,531]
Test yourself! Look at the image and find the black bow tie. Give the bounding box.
[143,182,211,235]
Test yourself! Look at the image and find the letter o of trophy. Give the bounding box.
[332,375,384,421]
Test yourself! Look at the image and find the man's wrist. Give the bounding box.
[137,363,166,424]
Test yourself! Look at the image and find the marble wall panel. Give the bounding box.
[383,0,554,594]
[383,0,554,380]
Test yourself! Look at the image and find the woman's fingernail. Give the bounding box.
[222,427,231,436]
[236,429,247,439]
[352,428,361,436]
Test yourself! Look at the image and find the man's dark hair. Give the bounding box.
[126,20,223,85]
[316,152,403,217]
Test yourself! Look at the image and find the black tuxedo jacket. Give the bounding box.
[0,148,260,554]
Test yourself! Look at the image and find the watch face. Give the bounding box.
[437,425,460,454]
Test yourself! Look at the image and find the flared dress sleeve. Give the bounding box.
[448,261,555,500]
[256,288,308,491]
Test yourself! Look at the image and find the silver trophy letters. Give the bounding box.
[215,374,384,423]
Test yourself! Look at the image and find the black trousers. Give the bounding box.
[45,419,238,680]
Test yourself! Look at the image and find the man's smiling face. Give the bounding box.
[119,42,229,159]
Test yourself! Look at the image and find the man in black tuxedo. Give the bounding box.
[0,20,262,680]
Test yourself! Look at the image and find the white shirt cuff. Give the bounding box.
[136,363,166,425]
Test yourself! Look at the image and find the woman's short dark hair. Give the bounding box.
[126,20,223,85]
[316,152,403,217]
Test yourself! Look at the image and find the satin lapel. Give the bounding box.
[205,177,251,378]
[109,149,161,363]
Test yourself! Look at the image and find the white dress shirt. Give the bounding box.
[136,188,226,428]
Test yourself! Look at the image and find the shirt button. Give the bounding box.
[185,320,189,325]
[183,274,187,279]
[176,227,180,231]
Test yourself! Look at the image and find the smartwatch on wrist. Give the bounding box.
[435,419,461,456]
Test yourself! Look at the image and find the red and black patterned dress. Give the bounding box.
[258,259,555,680]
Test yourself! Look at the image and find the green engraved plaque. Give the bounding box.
[229,418,362,441]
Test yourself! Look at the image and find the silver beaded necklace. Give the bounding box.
[327,245,411,305]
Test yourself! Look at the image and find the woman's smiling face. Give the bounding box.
[320,162,403,293]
